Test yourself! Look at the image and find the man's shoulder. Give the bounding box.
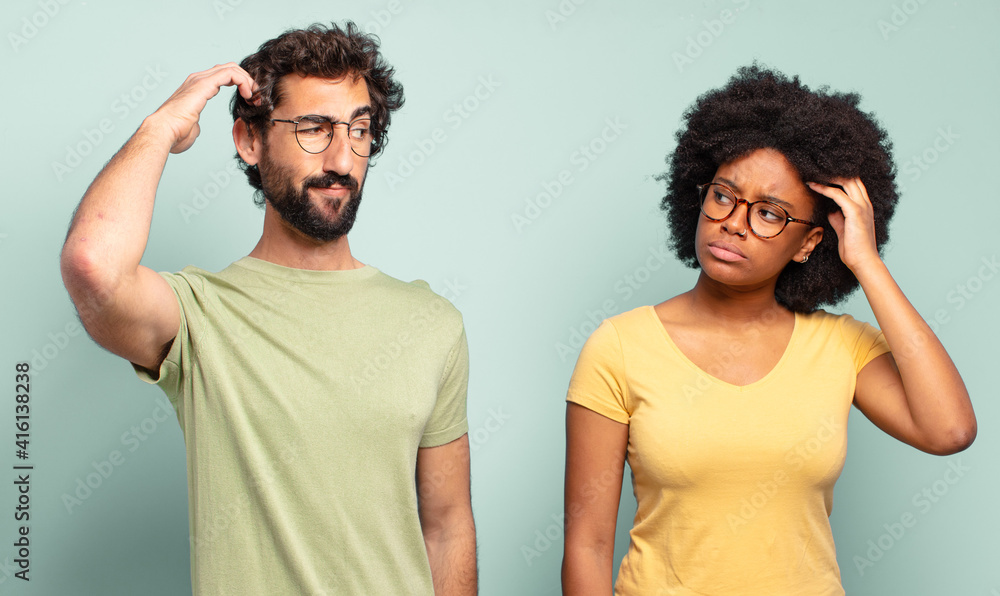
[371,269,435,297]
[370,270,464,325]
[151,259,252,294]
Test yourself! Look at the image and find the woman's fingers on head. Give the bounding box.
[807,181,848,206]
[809,178,873,213]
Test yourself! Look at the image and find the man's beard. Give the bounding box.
[258,152,366,243]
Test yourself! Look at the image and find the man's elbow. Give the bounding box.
[60,246,121,335]
[420,503,476,541]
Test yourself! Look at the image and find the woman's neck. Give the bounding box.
[685,270,790,325]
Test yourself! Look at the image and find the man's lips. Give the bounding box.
[707,241,747,261]
[310,185,351,200]
[308,185,352,215]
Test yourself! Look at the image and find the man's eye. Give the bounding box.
[349,126,371,139]
[297,119,330,136]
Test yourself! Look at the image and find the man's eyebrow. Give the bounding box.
[301,106,373,122]
[349,105,373,120]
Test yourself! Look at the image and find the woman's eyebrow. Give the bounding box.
[714,176,739,190]
[762,194,794,209]
[714,177,794,208]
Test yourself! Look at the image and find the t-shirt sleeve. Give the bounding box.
[131,271,195,423]
[840,314,892,373]
[420,326,470,448]
[566,320,630,424]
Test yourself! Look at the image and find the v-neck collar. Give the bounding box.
[646,305,799,392]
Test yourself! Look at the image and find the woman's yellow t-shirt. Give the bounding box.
[567,305,890,596]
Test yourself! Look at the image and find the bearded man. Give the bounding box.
[61,22,476,596]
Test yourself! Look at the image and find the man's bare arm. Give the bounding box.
[61,63,256,371]
[416,434,478,595]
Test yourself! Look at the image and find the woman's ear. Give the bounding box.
[796,226,824,262]
[233,118,261,166]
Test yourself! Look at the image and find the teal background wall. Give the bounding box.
[1,0,997,594]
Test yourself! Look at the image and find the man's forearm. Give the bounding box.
[62,117,174,294]
[424,515,477,595]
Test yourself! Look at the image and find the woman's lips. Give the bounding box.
[707,241,747,262]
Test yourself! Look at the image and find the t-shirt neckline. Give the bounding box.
[232,256,380,284]
[644,304,799,392]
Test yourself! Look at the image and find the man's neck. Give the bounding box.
[248,208,363,271]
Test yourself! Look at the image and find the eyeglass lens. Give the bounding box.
[294,116,374,156]
[700,184,789,238]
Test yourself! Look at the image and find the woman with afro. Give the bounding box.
[561,65,977,595]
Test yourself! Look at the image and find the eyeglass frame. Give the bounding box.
[696,182,821,239]
[269,114,380,157]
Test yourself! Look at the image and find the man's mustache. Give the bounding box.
[305,172,358,193]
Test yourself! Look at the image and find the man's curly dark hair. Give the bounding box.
[660,64,899,312]
[231,21,404,206]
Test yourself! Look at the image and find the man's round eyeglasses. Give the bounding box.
[270,115,378,157]
[697,182,820,239]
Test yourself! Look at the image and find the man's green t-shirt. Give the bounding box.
[135,256,469,595]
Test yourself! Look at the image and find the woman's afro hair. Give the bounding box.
[659,64,899,312]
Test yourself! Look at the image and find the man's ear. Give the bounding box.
[233,118,261,166]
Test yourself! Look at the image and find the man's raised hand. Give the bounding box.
[145,62,256,154]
